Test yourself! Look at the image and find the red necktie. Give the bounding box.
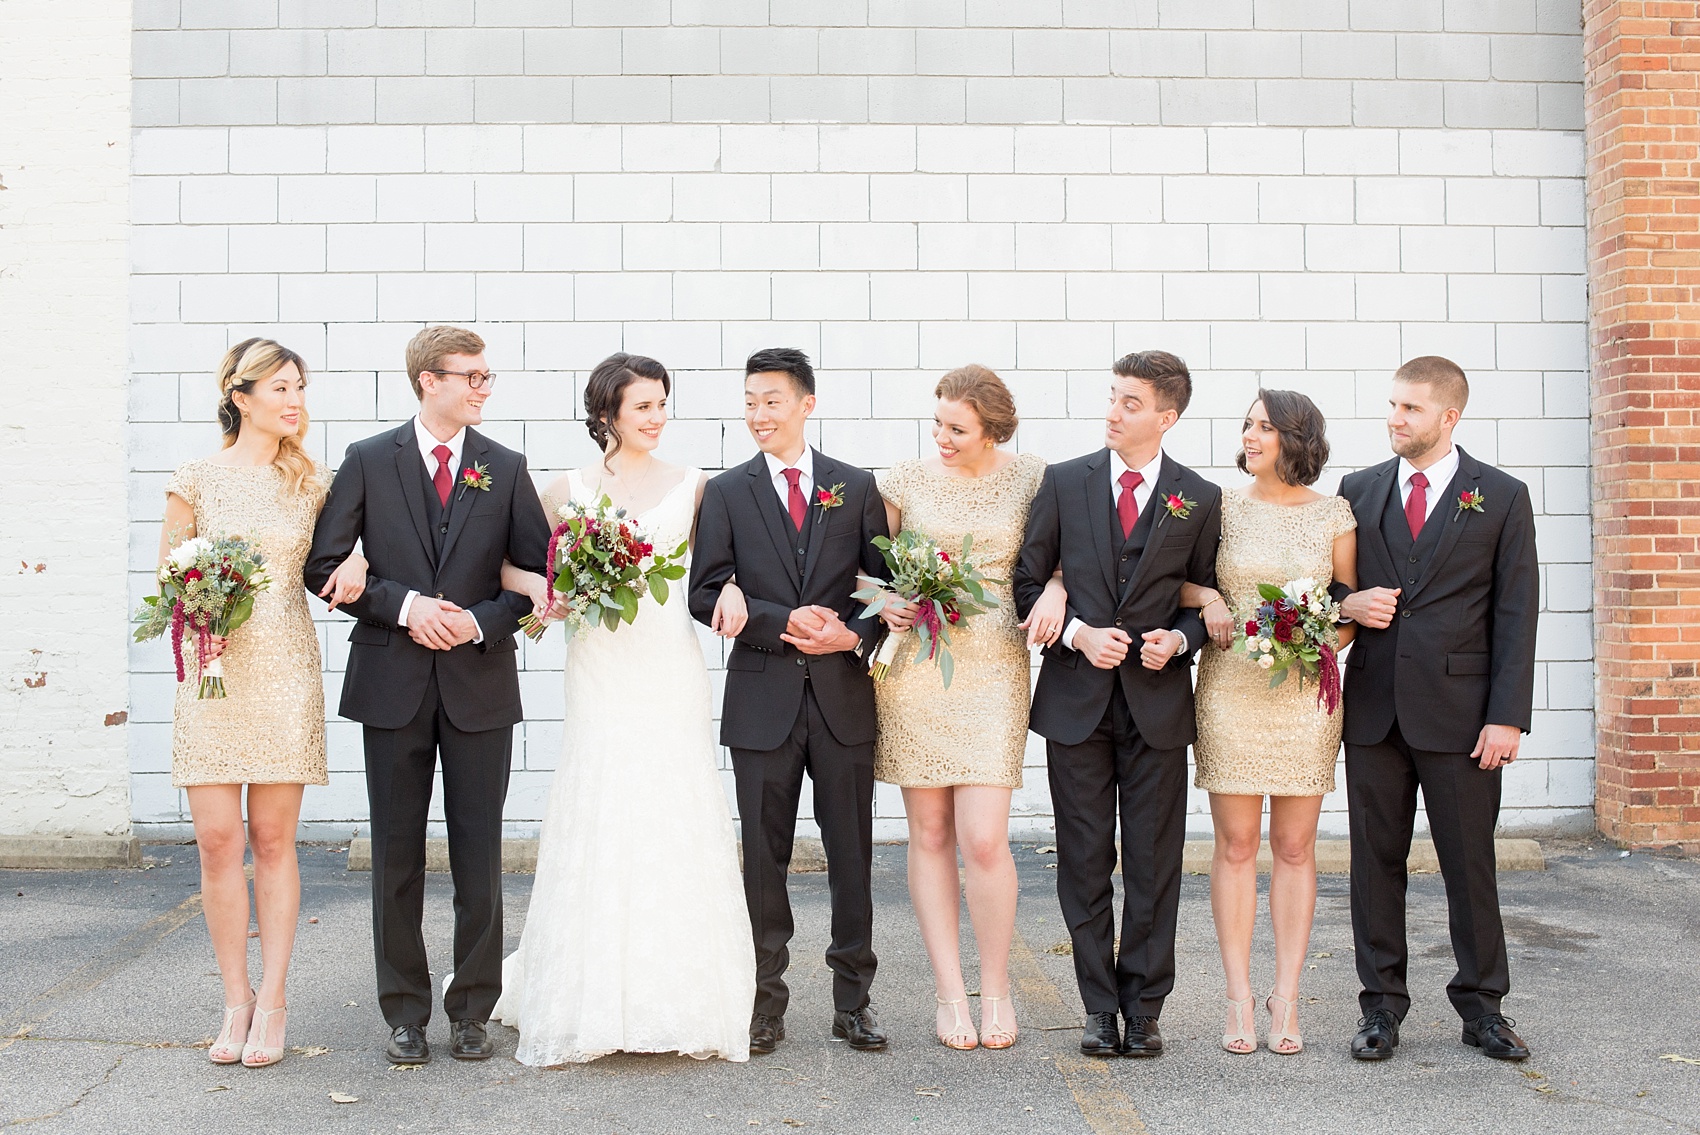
[433,444,453,507]
[782,467,806,531]
[1118,470,1144,540]
[1405,471,1429,539]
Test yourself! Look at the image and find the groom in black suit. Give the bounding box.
[1334,356,1539,1063]
[1014,351,1221,1058]
[305,326,550,1065]
[689,348,891,1055]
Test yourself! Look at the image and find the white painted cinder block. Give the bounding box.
[121,4,1594,835]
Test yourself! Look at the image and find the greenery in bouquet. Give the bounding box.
[853,530,1000,689]
[519,494,687,641]
[1234,576,1343,714]
[133,534,269,699]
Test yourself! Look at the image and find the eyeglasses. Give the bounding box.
[428,369,497,389]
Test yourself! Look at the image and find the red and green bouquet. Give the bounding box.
[853,530,999,689]
[519,494,687,641]
[133,534,270,699]
[1234,576,1343,715]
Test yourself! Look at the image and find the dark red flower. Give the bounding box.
[184,569,204,582]
[939,551,951,563]
[817,489,832,503]
[1245,620,1259,638]
[946,607,961,624]
[1273,623,1294,643]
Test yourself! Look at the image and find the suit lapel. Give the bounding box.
[1083,450,1118,598]
[437,428,488,568]
[745,454,802,602]
[1118,454,1181,604]
[1358,458,1400,584]
[392,421,437,570]
[799,449,835,596]
[1402,447,1479,606]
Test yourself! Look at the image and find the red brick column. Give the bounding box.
[1586,1,1700,849]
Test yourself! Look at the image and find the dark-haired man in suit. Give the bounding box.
[1334,356,1539,1063]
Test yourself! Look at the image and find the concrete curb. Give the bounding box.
[0,836,142,870]
[343,837,1543,875]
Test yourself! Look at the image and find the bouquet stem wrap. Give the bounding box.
[853,532,1000,690]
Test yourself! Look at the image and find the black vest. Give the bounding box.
[765,478,808,576]
[418,456,464,558]
[1113,481,1160,599]
[1379,470,1458,651]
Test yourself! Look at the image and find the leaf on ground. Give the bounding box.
[343,1001,359,1007]
[389,1062,423,1072]
[1522,1070,1545,1081]
[915,1087,944,1098]
[204,1085,229,1093]
[1310,951,1333,958]
[289,1046,329,1057]
[783,1121,808,1128]
[1660,1054,1700,1066]
[306,917,319,924]
[1047,941,1073,955]
[329,1092,359,1104]
[1035,846,1057,854]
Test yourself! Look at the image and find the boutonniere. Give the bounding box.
[815,482,846,520]
[1159,492,1196,525]
[460,462,493,493]
[1454,488,1485,521]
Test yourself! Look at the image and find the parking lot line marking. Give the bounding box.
[0,892,204,1050]
[1009,927,1152,1135]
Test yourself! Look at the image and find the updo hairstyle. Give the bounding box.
[934,364,1018,444]
[583,353,671,469]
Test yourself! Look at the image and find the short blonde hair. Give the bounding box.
[935,364,1019,444]
[405,325,486,399]
[1394,355,1470,412]
[217,338,323,501]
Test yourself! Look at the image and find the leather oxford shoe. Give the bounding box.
[1122,1015,1163,1058]
[1080,1012,1121,1057]
[1351,1009,1400,1061]
[749,1013,784,1055]
[450,1019,494,1061]
[386,1024,430,1065]
[1463,1014,1529,1061]
[832,1006,888,1051]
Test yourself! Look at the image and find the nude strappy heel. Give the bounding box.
[1221,994,1257,1054]
[979,994,1017,1050]
[241,1003,288,1067]
[1266,993,1303,1055]
[935,995,979,1051]
[209,995,255,1065]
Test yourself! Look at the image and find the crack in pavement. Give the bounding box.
[1,1052,124,1128]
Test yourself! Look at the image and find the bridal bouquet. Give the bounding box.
[133,534,270,699]
[519,494,687,641]
[853,530,999,689]
[1235,577,1343,715]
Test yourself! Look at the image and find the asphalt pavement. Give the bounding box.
[3,838,1698,1135]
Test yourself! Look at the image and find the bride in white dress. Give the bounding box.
[493,353,756,1065]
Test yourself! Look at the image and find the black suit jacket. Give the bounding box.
[688,450,888,752]
[1336,446,1539,752]
[304,422,550,733]
[1014,450,1221,750]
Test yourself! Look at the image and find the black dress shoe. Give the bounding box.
[1080,1012,1122,1057]
[449,1019,494,1061]
[1463,1014,1530,1061]
[1122,1015,1163,1058]
[832,1006,888,1050]
[749,1013,785,1055]
[386,1024,430,1065]
[1351,1009,1401,1061]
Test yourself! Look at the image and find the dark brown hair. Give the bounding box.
[1237,389,1330,487]
[584,353,670,469]
[935,364,1018,444]
[1112,350,1192,415]
[1394,355,1470,412]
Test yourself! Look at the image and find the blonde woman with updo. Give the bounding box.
[158,339,365,1068]
[870,365,1069,1052]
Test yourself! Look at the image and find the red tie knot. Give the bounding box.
[782,467,802,487]
[1410,471,1429,489]
[433,444,452,468]
[1120,470,1144,492]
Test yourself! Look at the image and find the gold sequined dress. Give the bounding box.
[873,453,1046,789]
[165,460,328,787]
[1193,491,1357,797]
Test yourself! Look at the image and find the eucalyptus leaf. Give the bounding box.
[650,575,669,606]
[939,648,955,689]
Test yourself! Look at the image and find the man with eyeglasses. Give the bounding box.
[306,324,551,1067]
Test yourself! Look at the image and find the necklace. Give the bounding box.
[598,453,659,508]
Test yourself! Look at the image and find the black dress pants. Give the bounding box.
[1346,719,1509,1022]
[363,671,513,1028]
[1046,684,1188,1018]
[731,684,877,1019]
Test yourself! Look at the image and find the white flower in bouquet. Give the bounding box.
[167,535,211,570]
[1259,654,1275,669]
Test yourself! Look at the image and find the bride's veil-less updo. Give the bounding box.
[583,353,671,471]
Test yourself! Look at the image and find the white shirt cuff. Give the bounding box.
[398,590,419,627]
[468,612,484,645]
[1062,617,1085,651]
[1172,628,1188,654]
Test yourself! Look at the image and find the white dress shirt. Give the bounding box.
[1397,444,1459,526]
[763,447,814,509]
[1061,448,1187,654]
[397,416,481,643]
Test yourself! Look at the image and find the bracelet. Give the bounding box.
[1203,595,1228,613]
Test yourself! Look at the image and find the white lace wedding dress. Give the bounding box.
[493,469,755,1065]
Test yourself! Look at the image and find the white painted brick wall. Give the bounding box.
[126,0,1593,840]
[3,0,134,837]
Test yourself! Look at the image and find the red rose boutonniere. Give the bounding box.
[815,481,846,520]
[1454,488,1485,521]
[1159,492,1196,525]
[460,462,493,493]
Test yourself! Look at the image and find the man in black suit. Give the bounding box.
[688,348,891,1055]
[1014,351,1221,1059]
[305,326,550,1065]
[1333,356,1539,1063]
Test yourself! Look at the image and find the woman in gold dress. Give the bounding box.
[870,366,1068,1052]
[158,340,364,1067]
[1183,390,1358,1057]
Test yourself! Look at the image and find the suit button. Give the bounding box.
[1409,577,1418,584]
[1115,618,1124,627]
[1121,554,1129,562]
[1401,610,1410,618]
[1409,556,1418,563]
[435,592,444,599]
[796,657,805,666]
[1119,578,1126,586]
